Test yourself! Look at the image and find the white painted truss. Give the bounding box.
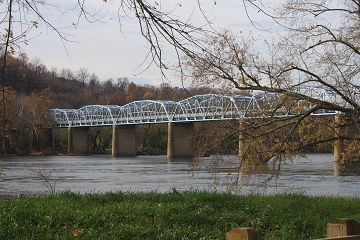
[51,87,344,127]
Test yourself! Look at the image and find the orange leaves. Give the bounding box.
[71,210,84,237]
[72,228,84,237]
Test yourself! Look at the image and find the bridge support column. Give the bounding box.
[68,127,91,155]
[333,114,360,176]
[238,120,247,160]
[112,125,137,157]
[334,114,343,176]
[167,122,194,158]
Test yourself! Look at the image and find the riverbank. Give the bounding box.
[1,191,359,239]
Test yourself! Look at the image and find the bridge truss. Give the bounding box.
[51,87,344,127]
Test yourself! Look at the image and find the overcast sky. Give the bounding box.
[18,0,276,87]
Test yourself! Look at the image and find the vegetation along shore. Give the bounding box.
[0,191,359,239]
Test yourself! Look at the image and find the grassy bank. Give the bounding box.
[0,191,359,239]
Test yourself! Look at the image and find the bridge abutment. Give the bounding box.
[167,122,194,158]
[112,125,138,157]
[68,127,91,155]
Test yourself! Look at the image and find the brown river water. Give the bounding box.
[0,154,359,198]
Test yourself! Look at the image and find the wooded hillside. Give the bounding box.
[1,54,223,108]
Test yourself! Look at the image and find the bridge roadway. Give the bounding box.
[51,87,341,127]
[49,87,356,176]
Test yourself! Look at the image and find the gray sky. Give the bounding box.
[19,0,274,87]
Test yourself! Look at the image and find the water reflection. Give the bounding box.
[0,154,359,198]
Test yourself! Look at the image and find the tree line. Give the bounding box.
[1,53,223,108]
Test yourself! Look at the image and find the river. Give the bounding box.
[0,154,359,198]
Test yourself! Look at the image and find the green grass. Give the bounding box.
[0,191,359,239]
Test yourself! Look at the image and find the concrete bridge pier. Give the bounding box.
[334,114,343,176]
[238,120,248,160]
[333,114,360,176]
[68,126,91,155]
[112,125,137,157]
[167,122,194,158]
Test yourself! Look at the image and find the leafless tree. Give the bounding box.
[183,1,360,180]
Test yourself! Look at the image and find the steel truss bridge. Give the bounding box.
[51,86,346,128]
